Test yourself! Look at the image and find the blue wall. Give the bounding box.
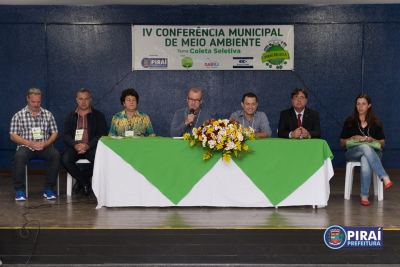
[1,4,400,169]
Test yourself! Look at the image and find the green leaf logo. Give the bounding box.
[182,57,193,69]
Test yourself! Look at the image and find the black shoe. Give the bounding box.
[73,183,83,195]
[82,184,92,197]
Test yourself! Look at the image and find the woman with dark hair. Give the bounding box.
[109,88,156,137]
[340,94,393,205]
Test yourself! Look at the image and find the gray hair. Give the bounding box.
[187,87,203,98]
[77,88,91,98]
[27,88,42,97]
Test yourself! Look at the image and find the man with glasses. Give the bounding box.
[170,87,211,137]
[278,87,321,139]
[230,92,272,138]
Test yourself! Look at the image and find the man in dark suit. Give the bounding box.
[278,88,321,139]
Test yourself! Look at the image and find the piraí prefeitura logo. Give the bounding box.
[324,225,383,250]
[324,225,347,249]
[261,38,290,69]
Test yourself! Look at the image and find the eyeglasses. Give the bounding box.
[293,96,306,100]
[188,98,202,103]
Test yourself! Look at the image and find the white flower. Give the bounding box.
[237,134,244,142]
[225,140,236,151]
[208,140,216,148]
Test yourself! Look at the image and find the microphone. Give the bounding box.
[189,109,195,127]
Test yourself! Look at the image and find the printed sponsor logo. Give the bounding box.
[141,58,168,68]
[262,37,290,69]
[182,57,193,69]
[233,57,253,68]
[324,225,383,250]
[204,58,219,68]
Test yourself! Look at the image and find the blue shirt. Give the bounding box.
[230,110,272,137]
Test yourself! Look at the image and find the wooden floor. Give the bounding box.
[0,170,400,265]
[0,169,399,229]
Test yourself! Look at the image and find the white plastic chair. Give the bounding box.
[66,159,91,196]
[344,161,383,201]
[25,159,60,198]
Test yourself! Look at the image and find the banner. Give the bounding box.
[132,25,294,71]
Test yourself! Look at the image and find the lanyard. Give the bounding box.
[358,123,370,137]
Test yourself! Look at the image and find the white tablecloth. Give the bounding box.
[92,141,334,209]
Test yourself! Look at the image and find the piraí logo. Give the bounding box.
[182,57,193,69]
[141,58,151,68]
[324,226,383,250]
[204,58,219,68]
[141,58,168,68]
[345,227,383,249]
[261,37,290,69]
[324,225,347,249]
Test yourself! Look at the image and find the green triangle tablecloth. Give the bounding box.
[101,137,333,206]
[233,138,333,205]
[101,137,219,204]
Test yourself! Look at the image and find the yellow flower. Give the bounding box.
[199,135,203,141]
[216,142,224,150]
[206,127,214,134]
[183,133,190,140]
[223,152,231,162]
[203,152,211,160]
[226,129,231,135]
[243,144,249,151]
[190,141,195,147]
[235,141,242,151]
[213,121,219,126]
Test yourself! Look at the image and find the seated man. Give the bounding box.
[230,92,272,138]
[62,88,107,196]
[278,87,321,139]
[170,87,211,137]
[10,88,60,200]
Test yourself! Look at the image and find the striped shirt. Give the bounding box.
[10,106,58,150]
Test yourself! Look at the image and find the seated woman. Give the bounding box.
[109,88,156,137]
[340,94,393,206]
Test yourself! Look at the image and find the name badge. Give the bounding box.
[125,130,134,137]
[75,129,84,141]
[32,127,43,140]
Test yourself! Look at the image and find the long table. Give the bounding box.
[92,137,334,209]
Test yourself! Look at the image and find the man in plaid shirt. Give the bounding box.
[10,88,60,200]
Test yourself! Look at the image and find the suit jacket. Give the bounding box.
[278,107,321,138]
[63,107,108,151]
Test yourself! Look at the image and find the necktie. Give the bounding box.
[297,114,302,127]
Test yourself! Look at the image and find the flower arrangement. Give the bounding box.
[183,118,257,162]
